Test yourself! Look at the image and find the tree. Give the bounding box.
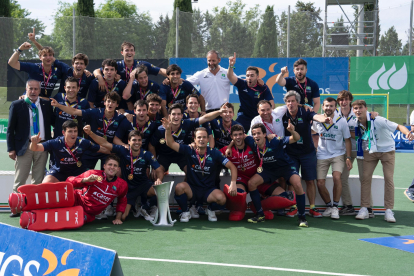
[401,28,413,56]
[378,26,402,56]
[78,0,95,17]
[165,0,193,57]
[152,14,170,58]
[0,0,11,17]
[252,5,278,58]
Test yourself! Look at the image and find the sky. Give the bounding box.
[14,0,413,44]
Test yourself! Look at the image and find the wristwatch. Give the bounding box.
[16,48,23,53]
[346,156,352,160]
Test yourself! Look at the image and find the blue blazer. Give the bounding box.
[7,98,53,156]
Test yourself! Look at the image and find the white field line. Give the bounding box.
[119,256,369,276]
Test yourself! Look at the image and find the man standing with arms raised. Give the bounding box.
[276,59,320,112]
[187,50,236,113]
[227,52,275,132]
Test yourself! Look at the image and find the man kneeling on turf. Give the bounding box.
[9,154,128,231]
[162,118,238,222]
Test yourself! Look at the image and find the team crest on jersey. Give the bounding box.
[306,86,311,90]
[77,148,83,153]
[275,119,280,122]
[207,157,213,161]
[112,186,117,191]
[140,159,145,164]
[114,121,119,126]
[334,126,338,129]
[248,151,253,154]
[221,74,226,78]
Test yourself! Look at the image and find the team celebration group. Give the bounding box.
[6,31,414,231]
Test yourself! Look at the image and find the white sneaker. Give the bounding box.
[207,208,217,222]
[133,206,141,218]
[180,211,191,222]
[322,207,332,217]
[189,206,200,218]
[384,209,396,223]
[95,211,108,220]
[149,206,158,219]
[356,207,369,220]
[140,208,153,221]
[104,205,115,217]
[331,207,340,219]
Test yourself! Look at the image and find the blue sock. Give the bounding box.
[326,201,332,207]
[237,188,245,193]
[174,193,189,212]
[279,192,288,198]
[333,201,339,208]
[297,194,306,218]
[148,196,157,207]
[208,202,225,211]
[250,189,264,216]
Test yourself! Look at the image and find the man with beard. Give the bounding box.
[187,50,236,113]
[276,58,320,112]
[29,120,110,183]
[227,52,275,132]
[312,97,352,220]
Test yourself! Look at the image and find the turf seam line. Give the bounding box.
[118,256,369,276]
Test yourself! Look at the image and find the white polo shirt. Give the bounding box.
[336,107,357,151]
[312,113,351,160]
[186,66,235,111]
[249,106,286,137]
[359,116,398,153]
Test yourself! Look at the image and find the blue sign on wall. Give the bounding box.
[0,223,123,275]
[393,126,414,150]
[170,57,349,104]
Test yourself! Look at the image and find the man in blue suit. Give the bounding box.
[7,80,53,217]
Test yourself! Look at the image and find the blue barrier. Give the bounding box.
[0,223,123,276]
[169,57,349,104]
[393,126,414,151]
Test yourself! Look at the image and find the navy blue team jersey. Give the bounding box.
[150,118,200,158]
[116,60,161,82]
[58,68,95,98]
[87,79,128,110]
[129,80,163,104]
[161,80,200,110]
[19,60,67,98]
[82,108,125,143]
[42,136,100,172]
[282,107,316,156]
[179,145,229,188]
[183,112,213,142]
[115,118,158,149]
[210,118,242,150]
[52,93,90,138]
[244,136,295,169]
[234,78,273,119]
[284,76,320,107]
[112,145,160,186]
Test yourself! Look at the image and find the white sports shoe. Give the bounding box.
[356,207,369,220]
[384,209,396,223]
[189,206,200,218]
[104,205,115,217]
[149,206,158,219]
[180,211,191,222]
[322,207,332,217]
[331,207,340,219]
[207,208,217,222]
[133,206,141,218]
[95,211,108,220]
[140,208,153,221]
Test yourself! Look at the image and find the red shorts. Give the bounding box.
[257,181,279,197]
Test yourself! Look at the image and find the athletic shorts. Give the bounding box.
[257,182,279,197]
[258,165,299,186]
[317,155,345,180]
[157,154,187,172]
[289,151,317,181]
[126,180,153,205]
[46,167,86,182]
[236,175,250,190]
[189,185,216,203]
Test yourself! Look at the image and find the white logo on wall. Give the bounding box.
[368,63,407,93]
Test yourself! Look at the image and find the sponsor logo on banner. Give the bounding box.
[368,63,407,93]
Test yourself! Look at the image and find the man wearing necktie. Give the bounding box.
[7,80,53,217]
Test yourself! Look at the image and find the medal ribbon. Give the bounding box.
[64,141,79,164]
[195,149,207,173]
[296,78,308,102]
[125,63,134,82]
[105,80,115,92]
[65,95,78,119]
[102,114,114,136]
[169,86,180,106]
[130,149,141,177]
[221,123,231,137]
[236,146,245,168]
[42,65,52,93]
[261,117,276,135]
[256,143,268,168]
[135,119,149,133]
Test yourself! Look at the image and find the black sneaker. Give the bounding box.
[298,217,309,227]
[9,213,20,218]
[339,206,356,216]
[368,208,375,218]
[404,189,414,203]
[276,209,286,216]
[247,214,265,223]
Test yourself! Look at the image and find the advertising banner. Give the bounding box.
[170,57,349,104]
[350,56,412,104]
